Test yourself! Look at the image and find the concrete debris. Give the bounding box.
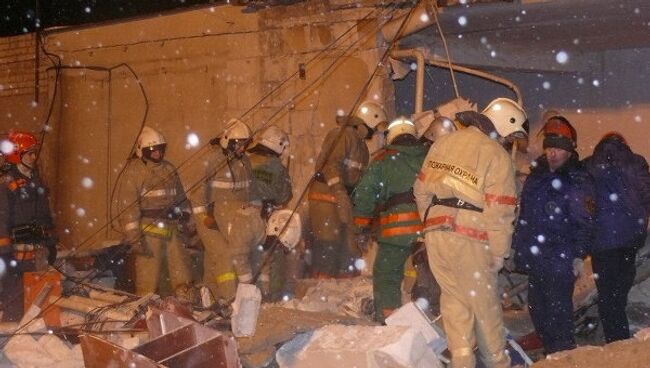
[385,302,447,357]
[4,317,83,368]
[234,304,373,367]
[276,324,441,368]
[280,277,374,319]
[232,283,262,337]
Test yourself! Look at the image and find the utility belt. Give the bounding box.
[430,195,482,212]
[423,195,483,222]
[380,190,416,212]
[9,224,55,266]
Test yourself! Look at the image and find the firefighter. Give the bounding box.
[413,97,476,147]
[407,98,474,312]
[0,131,57,321]
[193,119,265,299]
[414,98,527,368]
[115,126,194,296]
[308,101,386,278]
[514,116,595,353]
[353,117,427,322]
[247,125,292,298]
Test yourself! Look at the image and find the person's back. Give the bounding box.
[414,98,526,368]
[353,119,426,321]
[584,135,650,249]
[417,125,517,251]
[582,133,650,343]
[308,114,376,278]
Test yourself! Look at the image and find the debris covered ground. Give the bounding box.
[0,240,649,368]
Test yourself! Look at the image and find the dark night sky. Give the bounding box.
[1,0,221,37]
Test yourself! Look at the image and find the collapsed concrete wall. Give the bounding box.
[0,2,397,250]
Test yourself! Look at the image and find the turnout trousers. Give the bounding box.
[425,231,510,368]
[135,232,192,296]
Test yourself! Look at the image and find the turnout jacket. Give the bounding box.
[513,154,596,274]
[248,150,292,207]
[353,144,427,246]
[315,125,369,192]
[413,126,518,258]
[116,158,190,243]
[194,148,258,217]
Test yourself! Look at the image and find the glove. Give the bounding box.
[491,256,504,273]
[356,232,371,254]
[573,258,584,277]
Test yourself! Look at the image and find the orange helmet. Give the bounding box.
[5,131,38,164]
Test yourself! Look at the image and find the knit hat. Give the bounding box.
[542,116,577,152]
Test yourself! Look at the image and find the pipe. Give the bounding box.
[381,1,434,43]
[425,57,523,106]
[390,48,425,114]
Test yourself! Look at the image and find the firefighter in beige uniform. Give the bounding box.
[117,127,193,296]
[194,119,265,299]
[308,101,386,278]
[413,98,527,368]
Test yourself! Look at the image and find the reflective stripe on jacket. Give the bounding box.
[115,159,189,243]
[316,126,369,192]
[413,126,517,257]
[353,144,427,247]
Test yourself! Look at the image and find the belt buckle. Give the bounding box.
[456,199,465,207]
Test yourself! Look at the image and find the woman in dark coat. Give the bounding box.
[583,132,650,342]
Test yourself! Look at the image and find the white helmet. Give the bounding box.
[219,118,252,150]
[255,126,289,155]
[481,98,528,139]
[436,97,477,120]
[424,117,457,143]
[266,210,302,251]
[386,117,417,145]
[136,126,166,158]
[355,101,387,130]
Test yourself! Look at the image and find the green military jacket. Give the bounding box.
[247,151,292,206]
[353,144,427,247]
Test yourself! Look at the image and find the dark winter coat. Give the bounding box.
[0,165,54,239]
[583,137,650,251]
[513,154,596,275]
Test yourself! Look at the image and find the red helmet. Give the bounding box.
[5,131,38,164]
